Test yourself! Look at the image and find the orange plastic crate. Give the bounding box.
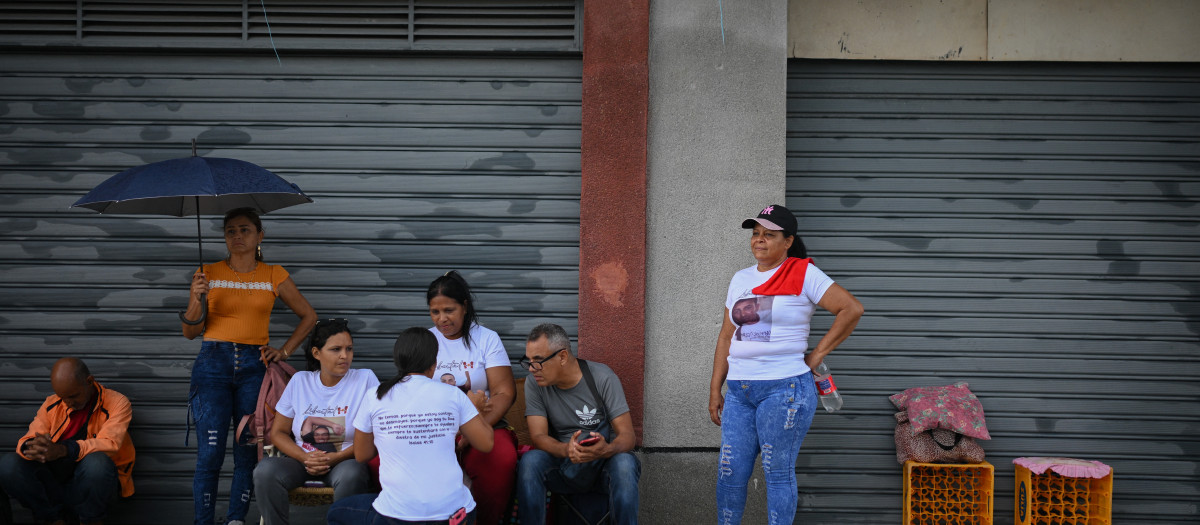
[1014,464,1112,525]
[903,461,994,525]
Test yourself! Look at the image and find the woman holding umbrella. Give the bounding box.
[183,207,317,525]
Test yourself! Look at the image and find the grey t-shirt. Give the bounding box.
[525,360,631,443]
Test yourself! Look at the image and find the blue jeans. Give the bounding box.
[0,451,119,523]
[716,374,817,525]
[516,449,641,525]
[326,493,476,525]
[190,341,266,525]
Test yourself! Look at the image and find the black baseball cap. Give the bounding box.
[741,204,797,234]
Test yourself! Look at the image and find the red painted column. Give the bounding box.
[578,0,649,441]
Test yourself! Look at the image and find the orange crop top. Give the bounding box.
[198,261,290,345]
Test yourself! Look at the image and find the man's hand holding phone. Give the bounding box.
[567,431,606,464]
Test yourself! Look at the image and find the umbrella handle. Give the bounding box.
[179,293,208,325]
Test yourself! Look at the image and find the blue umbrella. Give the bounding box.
[72,154,312,324]
[73,156,311,216]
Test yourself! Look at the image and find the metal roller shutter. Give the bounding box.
[0,1,581,51]
[0,3,580,521]
[786,60,1199,524]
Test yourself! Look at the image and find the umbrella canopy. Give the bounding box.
[73,156,311,215]
[71,155,312,325]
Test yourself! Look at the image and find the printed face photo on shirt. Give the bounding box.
[437,361,476,392]
[731,298,761,325]
[732,296,774,342]
[300,415,345,453]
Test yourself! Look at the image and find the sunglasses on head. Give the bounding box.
[316,318,348,330]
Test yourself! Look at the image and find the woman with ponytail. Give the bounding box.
[327,328,494,525]
[425,271,518,525]
[253,318,378,524]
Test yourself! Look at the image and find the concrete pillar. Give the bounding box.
[644,0,789,521]
[579,0,649,439]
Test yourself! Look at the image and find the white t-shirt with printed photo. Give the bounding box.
[274,368,380,453]
[725,261,835,381]
[430,323,510,394]
[353,374,480,521]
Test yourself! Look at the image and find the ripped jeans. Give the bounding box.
[716,373,817,525]
[189,341,265,525]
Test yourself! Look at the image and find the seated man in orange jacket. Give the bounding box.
[0,357,135,525]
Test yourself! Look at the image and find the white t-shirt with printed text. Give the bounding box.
[353,374,480,521]
[274,368,379,453]
[724,261,835,381]
[430,323,510,394]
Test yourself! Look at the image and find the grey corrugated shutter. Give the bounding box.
[787,60,1199,524]
[0,0,581,51]
[0,7,579,520]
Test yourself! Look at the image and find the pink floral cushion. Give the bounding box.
[890,382,991,440]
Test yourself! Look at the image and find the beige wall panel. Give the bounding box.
[989,0,1200,61]
[789,0,987,60]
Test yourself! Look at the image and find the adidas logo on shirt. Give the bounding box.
[575,405,599,426]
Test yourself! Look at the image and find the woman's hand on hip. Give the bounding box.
[804,352,823,371]
[259,345,289,364]
[708,389,724,426]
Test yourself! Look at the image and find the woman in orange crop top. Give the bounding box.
[181,207,316,525]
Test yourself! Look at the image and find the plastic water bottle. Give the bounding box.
[813,361,843,412]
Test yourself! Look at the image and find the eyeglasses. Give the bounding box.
[315,318,348,329]
[519,348,566,371]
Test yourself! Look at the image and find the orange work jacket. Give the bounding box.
[17,380,136,497]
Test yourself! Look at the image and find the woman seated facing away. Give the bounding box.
[253,318,379,525]
[327,327,494,525]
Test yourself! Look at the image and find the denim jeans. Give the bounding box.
[0,451,119,523]
[190,340,266,525]
[253,455,372,525]
[716,373,817,525]
[516,449,641,525]
[326,493,476,525]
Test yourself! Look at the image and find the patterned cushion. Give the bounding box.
[889,382,991,440]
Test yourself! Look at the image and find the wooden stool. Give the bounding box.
[258,445,336,525]
[286,485,335,506]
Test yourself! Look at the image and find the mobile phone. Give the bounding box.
[578,435,601,446]
[449,507,467,525]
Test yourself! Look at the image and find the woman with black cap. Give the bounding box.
[707,204,864,524]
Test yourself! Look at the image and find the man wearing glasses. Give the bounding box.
[516,323,641,525]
